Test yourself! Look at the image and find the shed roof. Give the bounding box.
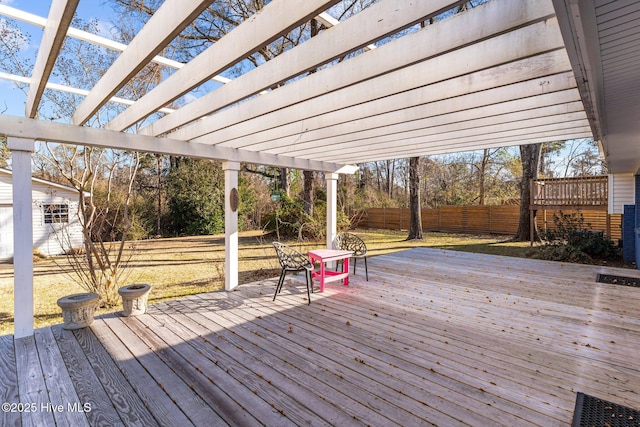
[0,168,88,197]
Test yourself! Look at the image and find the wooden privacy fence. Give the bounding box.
[359,206,622,241]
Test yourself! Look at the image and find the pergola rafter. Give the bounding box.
[282,107,589,160]
[106,0,344,132]
[231,75,581,152]
[243,92,585,155]
[138,0,457,137]
[175,1,561,145]
[25,0,79,118]
[72,0,213,125]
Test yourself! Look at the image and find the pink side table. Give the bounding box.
[308,249,353,292]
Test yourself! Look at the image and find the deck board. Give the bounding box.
[100,315,224,426]
[2,247,639,426]
[155,301,387,426]
[233,282,567,425]
[0,334,20,427]
[33,327,89,427]
[150,306,357,427]
[207,298,439,426]
[14,335,55,427]
[127,314,287,426]
[216,291,504,426]
[90,318,194,426]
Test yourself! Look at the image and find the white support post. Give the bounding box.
[326,172,339,267]
[8,137,34,338]
[223,161,240,291]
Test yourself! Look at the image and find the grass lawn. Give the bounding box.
[0,229,554,336]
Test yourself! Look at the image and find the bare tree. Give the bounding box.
[45,146,140,306]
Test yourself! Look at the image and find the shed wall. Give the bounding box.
[0,172,84,259]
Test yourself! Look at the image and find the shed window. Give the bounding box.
[44,204,69,224]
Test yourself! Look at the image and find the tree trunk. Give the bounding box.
[280,167,289,196]
[302,170,314,216]
[479,148,489,205]
[514,144,541,241]
[407,157,423,240]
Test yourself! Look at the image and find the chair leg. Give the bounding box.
[364,256,368,281]
[353,258,357,275]
[273,269,286,301]
[305,270,312,304]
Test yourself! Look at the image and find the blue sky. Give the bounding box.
[0,0,117,116]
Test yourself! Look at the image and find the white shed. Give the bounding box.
[0,169,85,260]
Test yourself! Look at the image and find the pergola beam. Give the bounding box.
[0,3,231,85]
[106,0,343,132]
[187,8,562,145]
[339,131,595,163]
[1,72,174,114]
[319,118,591,163]
[138,0,460,137]
[72,0,212,125]
[201,46,571,152]
[333,125,594,163]
[0,115,347,172]
[25,0,79,118]
[235,76,581,153]
[284,104,588,159]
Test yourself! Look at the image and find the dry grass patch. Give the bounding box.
[0,229,530,335]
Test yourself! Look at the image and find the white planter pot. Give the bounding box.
[57,293,99,330]
[118,284,151,316]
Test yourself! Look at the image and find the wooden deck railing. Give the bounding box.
[531,175,608,209]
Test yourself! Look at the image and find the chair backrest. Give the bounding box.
[335,232,367,256]
[272,242,312,269]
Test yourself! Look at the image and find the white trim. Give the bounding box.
[223,161,240,291]
[0,168,90,197]
[9,138,34,338]
[0,115,347,172]
[326,172,338,252]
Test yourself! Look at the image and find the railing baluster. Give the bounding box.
[531,176,607,208]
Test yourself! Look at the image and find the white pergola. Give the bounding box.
[1,0,637,337]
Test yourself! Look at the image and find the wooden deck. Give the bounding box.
[1,247,640,426]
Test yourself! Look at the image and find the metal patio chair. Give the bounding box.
[335,232,369,281]
[272,242,314,304]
